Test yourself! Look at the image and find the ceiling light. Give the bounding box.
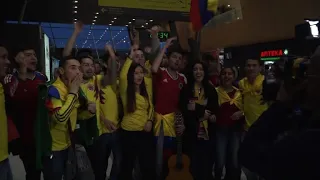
[93,19,96,22]
[132,18,135,21]
[125,25,128,26]
[111,21,114,23]
[109,24,112,26]
[74,18,78,21]
[74,6,78,8]
[96,12,99,15]
[114,17,117,20]
[128,22,131,24]
[227,4,231,7]
[74,0,78,3]
[141,25,144,28]
[149,19,153,22]
[74,11,77,13]
[146,22,148,25]
[94,16,97,18]
[92,23,95,25]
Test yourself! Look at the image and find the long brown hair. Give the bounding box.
[126,63,149,113]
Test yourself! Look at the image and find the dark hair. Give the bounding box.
[246,59,263,66]
[59,55,78,67]
[186,61,211,98]
[126,63,149,113]
[167,49,182,58]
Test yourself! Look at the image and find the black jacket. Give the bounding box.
[239,102,320,180]
[179,83,219,147]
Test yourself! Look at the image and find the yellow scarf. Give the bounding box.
[216,86,242,110]
[194,84,209,138]
[154,112,176,137]
[239,74,265,96]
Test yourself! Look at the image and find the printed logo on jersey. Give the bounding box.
[163,79,168,83]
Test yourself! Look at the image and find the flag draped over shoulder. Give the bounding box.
[190,0,219,31]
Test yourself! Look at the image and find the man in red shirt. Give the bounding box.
[151,37,187,179]
[4,48,46,180]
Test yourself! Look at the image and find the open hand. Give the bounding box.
[68,73,83,94]
[102,117,117,132]
[164,37,177,49]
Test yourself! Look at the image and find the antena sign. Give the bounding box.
[260,49,289,61]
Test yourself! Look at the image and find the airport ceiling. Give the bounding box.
[4,0,190,28]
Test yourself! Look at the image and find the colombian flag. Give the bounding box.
[190,0,219,31]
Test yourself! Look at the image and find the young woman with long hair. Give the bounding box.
[179,61,219,180]
[118,60,155,180]
[214,67,243,180]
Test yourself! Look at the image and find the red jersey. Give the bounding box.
[154,68,187,115]
[5,72,46,146]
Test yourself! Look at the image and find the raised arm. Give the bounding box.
[147,26,161,63]
[63,21,83,57]
[101,44,118,88]
[151,37,176,73]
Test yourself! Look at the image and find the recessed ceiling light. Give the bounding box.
[237,17,240,19]
[114,17,117,20]
[74,11,77,13]
[227,4,231,7]
[74,6,78,8]
[132,18,135,21]
[146,22,148,25]
[149,19,153,22]
[74,0,78,3]
[141,25,144,28]
[92,23,95,25]
[128,22,131,24]
[111,21,114,23]
[74,18,78,21]
[93,19,96,22]
[94,16,97,18]
[109,24,112,26]
[96,12,99,15]
[125,25,128,26]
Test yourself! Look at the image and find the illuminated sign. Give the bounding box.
[149,32,170,42]
[260,49,288,61]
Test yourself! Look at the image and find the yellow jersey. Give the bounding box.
[119,58,154,131]
[46,77,80,151]
[0,83,8,161]
[79,75,104,135]
[100,85,119,133]
[239,74,268,130]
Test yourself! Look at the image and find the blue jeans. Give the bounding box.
[215,126,242,180]
[86,131,121,180]
[0,159,13,180]
[43,148,69,180]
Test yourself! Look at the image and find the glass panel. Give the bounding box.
[110,26,126,31]
[41,22,51,27]
[6,21,18,24]
[55,39,68,48]
[50,23,73,28]
[92,25,110,30]
[52,28,74,39]
[42,28,54,38]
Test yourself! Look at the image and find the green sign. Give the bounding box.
[149,32,170,41]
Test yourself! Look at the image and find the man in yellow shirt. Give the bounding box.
[42,56,82,180]
[238,59,268,180]
[0,46,12,180]
[239,59,268,131]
